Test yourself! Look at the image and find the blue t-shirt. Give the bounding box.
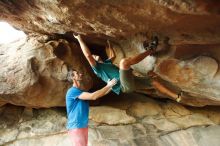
[66,87,89,129]
[92,59,121,95]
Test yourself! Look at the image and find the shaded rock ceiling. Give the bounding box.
[1,0,220,43]
[1,0,220,107]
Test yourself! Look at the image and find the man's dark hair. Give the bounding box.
[67,69,76,83]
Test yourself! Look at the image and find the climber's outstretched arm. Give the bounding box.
[74,34,96,67]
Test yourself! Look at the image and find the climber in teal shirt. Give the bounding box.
[74,34,156,95]
[92,58,121,95]
[74,33,182,102]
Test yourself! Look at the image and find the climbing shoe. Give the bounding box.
[73,32,79,36]
[176,91,183,102]
[143,36,159,51]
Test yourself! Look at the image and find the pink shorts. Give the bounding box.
[68,127,88,146]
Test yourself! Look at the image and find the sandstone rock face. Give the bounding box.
[1,94,220,146]
[108,35,220,106]
[89,106,136,125]
[0,36,93,107]
[160,126,220,146]
[156,55,220,106]
[0,1,220,145]
[0,0,220,107]
[0,0,220,44]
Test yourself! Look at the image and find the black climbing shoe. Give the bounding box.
[149,36,159,50]
[73,32,79,36]
[176,91,183,102]
[143,36,159,51]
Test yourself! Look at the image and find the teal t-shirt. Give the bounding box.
[92,59,121,95]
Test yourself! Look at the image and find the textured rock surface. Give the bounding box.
[2,33,220,107]
[1,94,220,146]
[0,0,220,107]
[0,0,220,43]
[0,36,93,107]
[0,1,220,145]
[160,125,220,146]
[89,106,136,125]
[109,35,220,106]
